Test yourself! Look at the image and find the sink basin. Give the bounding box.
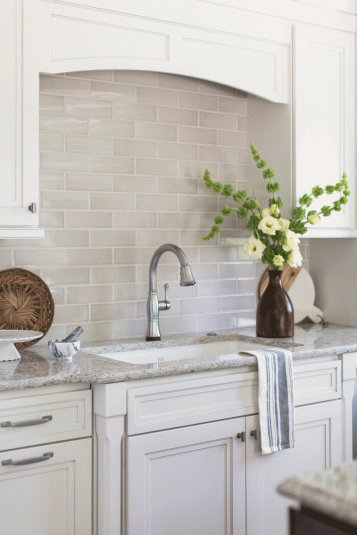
[98,340,247,366]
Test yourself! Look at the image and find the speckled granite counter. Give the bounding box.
[277,460,357,528]
[0,322,357,391]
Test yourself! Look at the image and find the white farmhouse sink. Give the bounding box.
[99,340,246,366]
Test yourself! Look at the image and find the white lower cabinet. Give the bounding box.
[125,400,342,535]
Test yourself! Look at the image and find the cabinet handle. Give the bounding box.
[1,452,54,466]
[1,415,52,428]
[237,432,246,442]
[250,429,260,441]
[28,202,37,213]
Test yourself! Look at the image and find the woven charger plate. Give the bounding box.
[0,268,54,349]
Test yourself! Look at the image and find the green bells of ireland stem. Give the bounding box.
[202,142,350,271]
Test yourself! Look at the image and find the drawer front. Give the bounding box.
[0,390,92,451]
[126,360,341,435]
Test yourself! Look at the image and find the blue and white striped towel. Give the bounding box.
[240,348,295,454]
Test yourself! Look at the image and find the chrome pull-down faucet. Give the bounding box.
[146,244,196,341]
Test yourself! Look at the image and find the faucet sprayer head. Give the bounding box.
[180,265,196,286]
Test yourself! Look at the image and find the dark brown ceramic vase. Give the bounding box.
[256,269,294,338]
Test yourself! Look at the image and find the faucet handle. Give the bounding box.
[159,283,171,311]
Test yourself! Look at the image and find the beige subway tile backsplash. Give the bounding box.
[0,70,308,342]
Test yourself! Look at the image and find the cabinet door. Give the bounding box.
[0,438,92,535]
[126,417,246,535]
[0,0,40,229]
[246,400,342,535]
[293,24,355,232]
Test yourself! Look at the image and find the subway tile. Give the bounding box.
[91,265,136,284]
[113,247,156,266]
[219,262,255,279]
[0,249,13,267]
[114,211,157,229]
[179,230,210,247]
[90,155,135,174]
[157,177,198,195]
[74,322,113,343]
[136,264,179,283]
[64,97,112,118]
[40,133,64,152]
[39,94,64,112]
[219,294,255,312]
[159,315,199,335]
[178,126,217,145]
[41,152,89,172]
[90,192,135,210]
[111,318,147,339]
[114,70,158,86]
[91,81,136,102]
[114,139,156,158]
[198,79,238,97]
[136,298,178,318]
[158,73,198,91]
[14,248,66,267]
[157,142,198,161]
[113,102,157,122]
[66,71,114,81]
[179,92,218,111]
[219,96,248,115]
[217,130,248,148]
[42,267,90,286]
[50,287,66,305]
[199,145,237,164]
[136,159,177,176]
[237,310,256,327]
[199,312,237,332]
[199,111,237,130]
[67,248,112,266]
[67,285,113,304]
[136,230,178,247]
[40,75,90,98]
[199,246,241,263]
[137,86,178,107]
[41,191,89,210]
[91,229,136,247]
[236,278,257,294]
[190,263,218,280]
[238,116,248,131]
[65,135,112,154]
[198,211,237,230]
[40,172,65,191]
[89,118,134,138]
[180,297,218,315]
[136,194,178,212]
[178,161,218,180]
[135,122,177,141]
[66,174,113,191]
[40,113,88,134]
[178,195,217,213]
[66,211,112,228]
[218,163,248,181]
[55,304,89,324]
[113,282,148,302]
[158,212,199,229]
[158,107,198,126]
[113,175,157,193]
[41,230,90,248]
[91,302,136,321]
[40,210,65,228]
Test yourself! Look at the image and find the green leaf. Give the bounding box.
[212,182,223,193]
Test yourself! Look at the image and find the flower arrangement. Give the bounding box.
[202,143,350,270]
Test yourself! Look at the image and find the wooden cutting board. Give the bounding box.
[258,264,323,324]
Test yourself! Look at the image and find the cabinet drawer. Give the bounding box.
[0,390,92,451]
[126,360,341,435]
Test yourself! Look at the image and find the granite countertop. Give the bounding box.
[0,322,357,392]
[277,460,357,528]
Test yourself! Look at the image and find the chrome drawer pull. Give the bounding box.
[1,452,54,466]
[0,415,52,428]
[250,429,260,441]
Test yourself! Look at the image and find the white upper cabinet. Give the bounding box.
[0,1,43,238]
[293,24,355,235]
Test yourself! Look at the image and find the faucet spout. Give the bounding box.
[146,244,196,341]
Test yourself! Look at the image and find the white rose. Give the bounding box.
[278,218,290,232]
[243,235,266,259]
[261,208,271,218]
[308,214,320,225]
[273,255,284,267]
[270,204,280,216]
[287,250,303,268]
[258,215,279,236]
[283,229,300,251]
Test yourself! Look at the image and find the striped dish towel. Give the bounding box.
[240,348,295,454]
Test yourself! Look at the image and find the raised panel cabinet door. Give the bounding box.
[246,400,342,535]
[0,437,92,535]
[293,24,355,232]
[126,417,246,535]
[0,0,40,227]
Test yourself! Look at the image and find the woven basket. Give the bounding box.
[0,268,55,349]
